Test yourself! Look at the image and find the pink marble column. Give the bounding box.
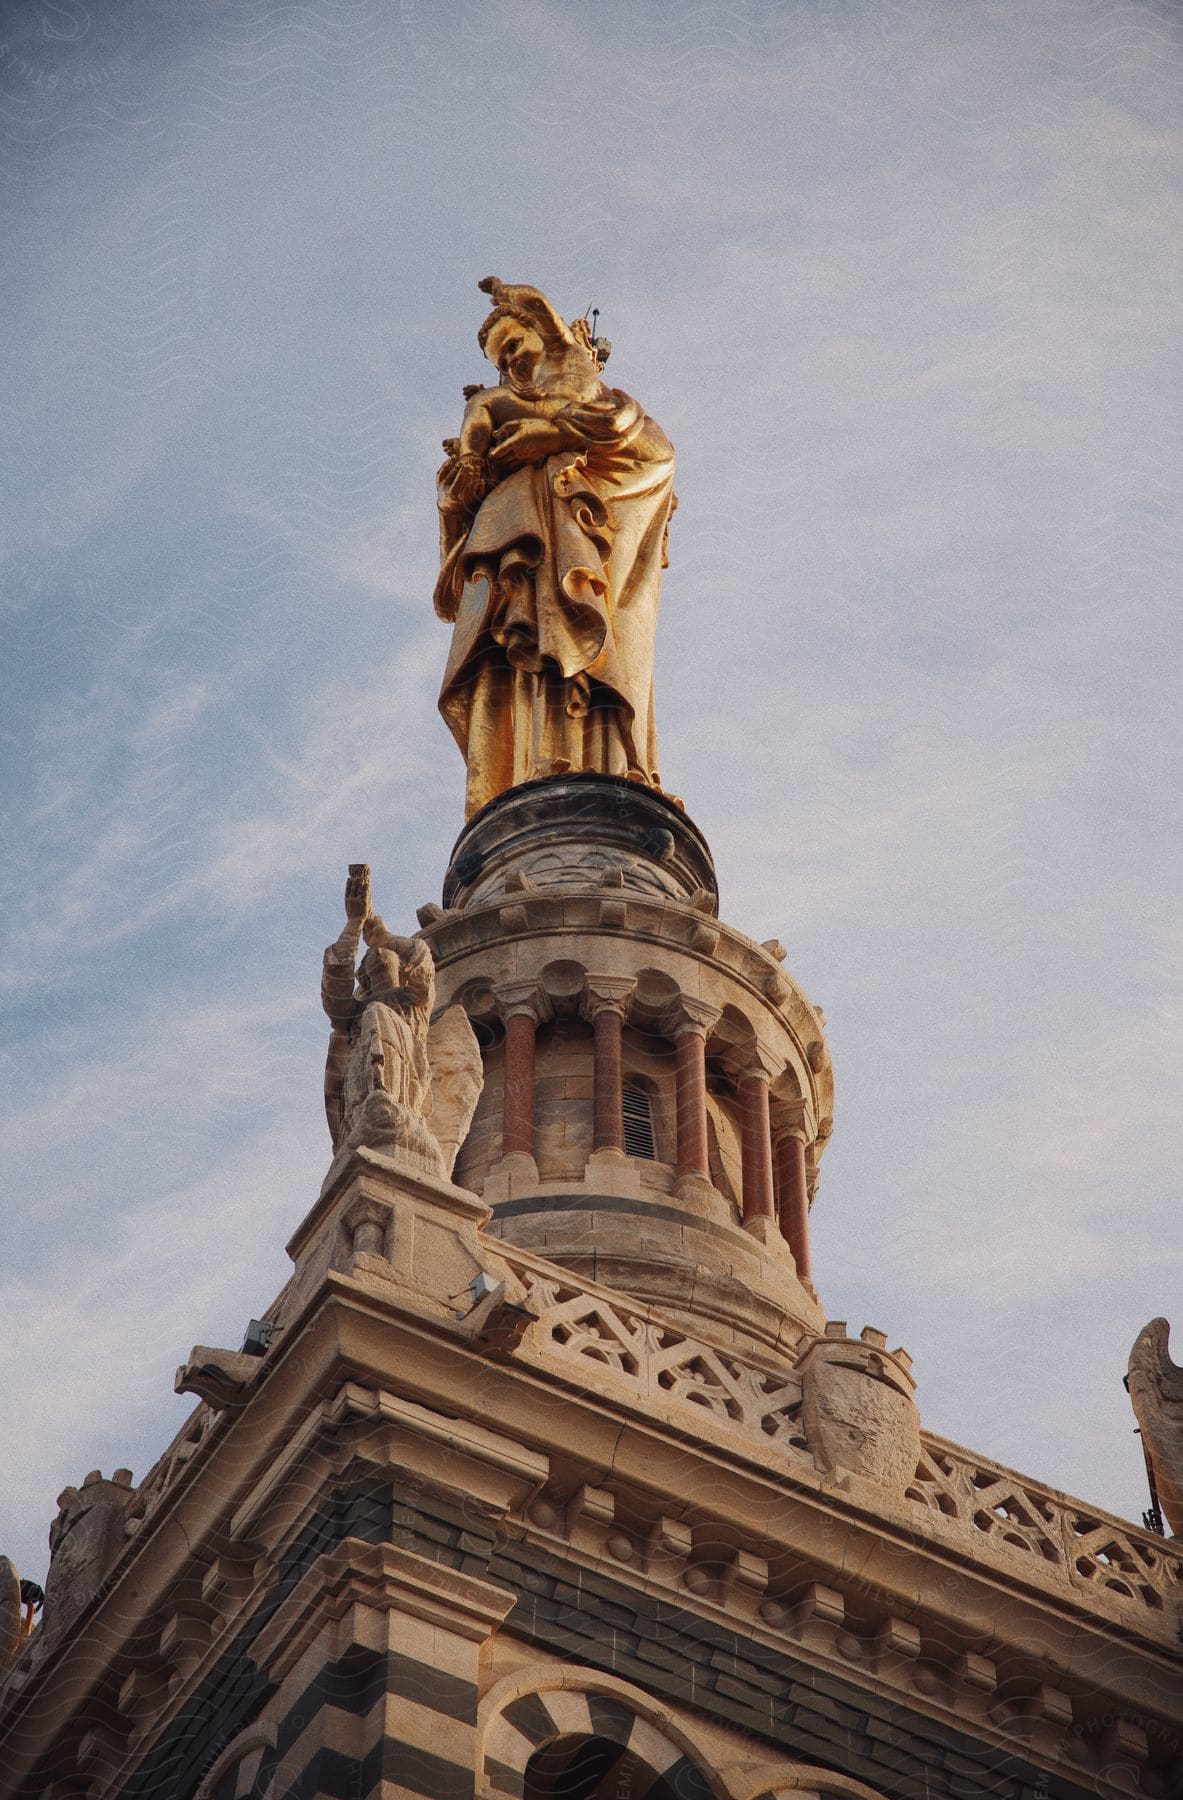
[674,1028,708,1178]
[670,999,720,1182]
[582,977,635,1155]
[739,1069,776,1224]
[592,1006,624,1152]
[775,1126,812,1281]
[502,1010,536,1158]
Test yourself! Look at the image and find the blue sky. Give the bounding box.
[1,0,1180,1583]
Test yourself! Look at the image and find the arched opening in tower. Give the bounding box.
[523,1732,710,1800]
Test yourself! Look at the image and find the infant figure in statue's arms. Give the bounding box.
[439,276,622,510]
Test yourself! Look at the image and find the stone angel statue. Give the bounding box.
[321,866,482,1183]
[435,277,677,819]
[1127,1317,1183,1536]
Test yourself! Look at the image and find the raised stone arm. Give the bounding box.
[344,862,371,924]
[321,863,372,1026]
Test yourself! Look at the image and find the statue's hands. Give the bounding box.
[562,396,632,443]
[488,417,572,469]
[448,455,488,508]
[344,864,371,926]
[437,451,487,509]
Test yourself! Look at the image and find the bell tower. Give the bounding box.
[425,773,829,1362]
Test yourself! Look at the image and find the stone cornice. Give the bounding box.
[250,1535,516,1684]
[4,1257,1179,1796]
[421,893,831,1104]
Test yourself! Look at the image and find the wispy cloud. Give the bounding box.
[0,1121,320,1584]
[0,0,1179,1567]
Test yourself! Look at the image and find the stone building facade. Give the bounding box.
[1,774,1180,1799]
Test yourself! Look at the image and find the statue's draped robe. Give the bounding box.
[435,391,676,819]
[322,939,434,1152]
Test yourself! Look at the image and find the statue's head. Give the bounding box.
[476,277,600,399]
[481,313,548,392]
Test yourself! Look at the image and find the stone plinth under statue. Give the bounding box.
[440,772,717,912]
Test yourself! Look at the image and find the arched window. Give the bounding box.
[483,1683,719,1800]
[622,1081,656,1159]
[194,1726,277,1800]
[524,1733,713,1799]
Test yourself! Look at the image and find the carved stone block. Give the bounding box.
[797,1327,920,1495]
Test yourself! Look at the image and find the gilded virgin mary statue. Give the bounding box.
[434,277,676,819]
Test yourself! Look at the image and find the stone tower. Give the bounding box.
[433,776,829,1371]
[1,285,1180,1800]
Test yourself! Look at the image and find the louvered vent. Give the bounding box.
[622,1082,656,1159]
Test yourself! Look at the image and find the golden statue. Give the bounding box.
[434,277,676,819]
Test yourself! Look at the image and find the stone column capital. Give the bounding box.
[771,1107,811,1148]
[584,977,631,1155]
[492,980,552,1026]
[669,997,722,1040]
[580,974,637,1022]
[342,1192,391,1230]
[342,1192,392,1263]
[738,1045,780,1086]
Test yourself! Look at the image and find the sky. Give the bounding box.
[1,0,1180,1586]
